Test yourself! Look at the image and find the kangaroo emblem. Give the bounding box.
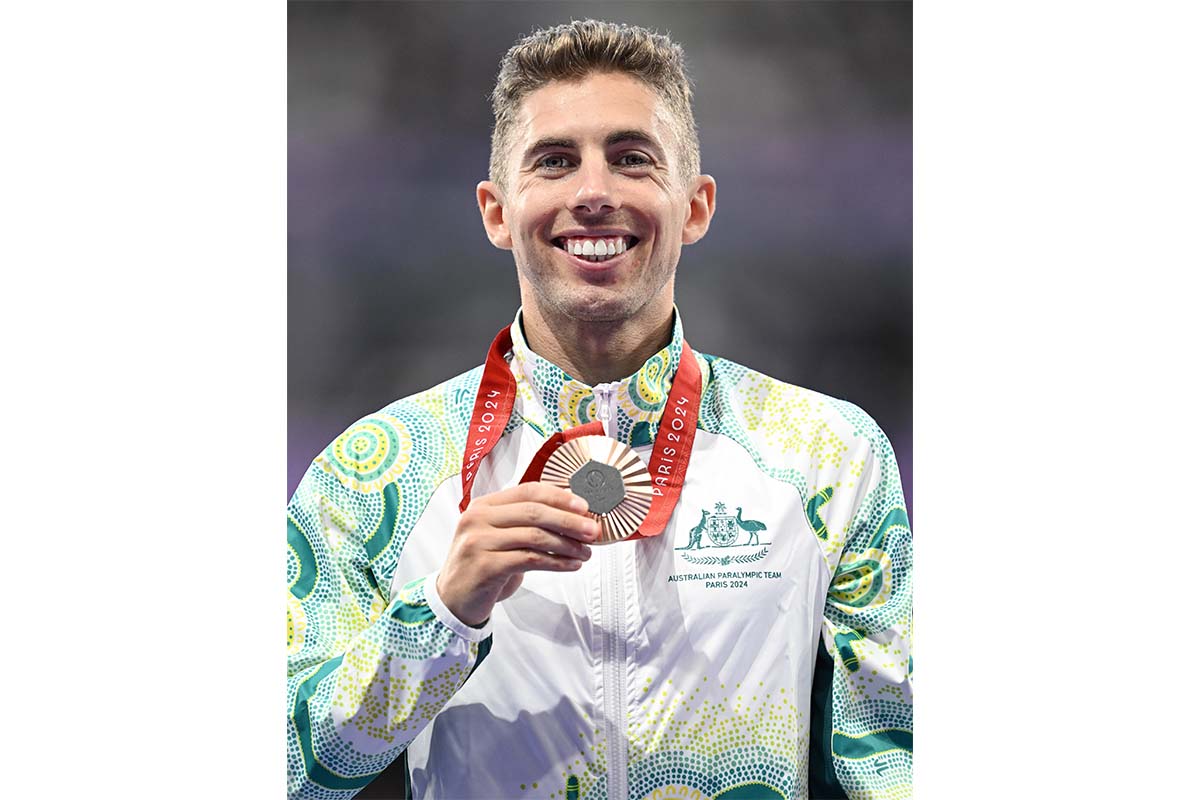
[677,509,709,550]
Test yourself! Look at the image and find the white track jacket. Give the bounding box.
[287,311,913,799]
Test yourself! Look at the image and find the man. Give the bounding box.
[288,19,912,800]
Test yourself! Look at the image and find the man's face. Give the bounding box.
[478,72,715,325]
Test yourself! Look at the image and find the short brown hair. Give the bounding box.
[489,19,700,189]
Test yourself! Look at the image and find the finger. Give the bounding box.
[485,502,601,542]
[502,549,587,573]
[481,482,590,515]
[489,526,593,560]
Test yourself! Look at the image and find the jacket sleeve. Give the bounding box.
[286,425,491,800]
[809,424,913,799]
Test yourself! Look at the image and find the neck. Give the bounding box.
[519,302,674,386]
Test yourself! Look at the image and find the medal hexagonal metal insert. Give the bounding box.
[568,459,625,515]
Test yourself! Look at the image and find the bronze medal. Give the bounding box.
[467,325,702,541]
[541,435,652,544]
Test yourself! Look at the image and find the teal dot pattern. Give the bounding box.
[287,366,490,799]
[696,357,807,508]
[319,415,410,492]
[621,745,795,800]
[288,314,911,799]
[508,313,684,447]
[820,398,912,799]
[691,358,913,799]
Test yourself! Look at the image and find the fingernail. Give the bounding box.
[571,497,588,513]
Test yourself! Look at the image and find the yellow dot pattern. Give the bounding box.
[622,677,800,797]
[828,548,895,613]
[629,679,798,762]
[534,720,607,799]
[317,417,414,494]
[509,311,692,447]
[288,338,913,796]
[697,358,876,573]
[331,640,470,743]
[736,372,850,469]
[286,593,307,656]
[288,366,500,795]
[693,358,912,797]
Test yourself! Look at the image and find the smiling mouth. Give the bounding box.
[552,235,640,263]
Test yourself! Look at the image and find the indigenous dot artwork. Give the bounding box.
[289,315,911,798]
[811,400,912,799]
[822,401,911,637]
[826,692,912,800]
[734,370,850,468]
[509,313,684,447]
[317,416,413,493]
[624,678,799,800]
[698,361,806,501]
[287,367,492,800]
[527,719,608,799]
[287,594,307,657]
[696,358,906,571]
[617,346,675,423]
[696,358,912,798]
[558,382,596,428]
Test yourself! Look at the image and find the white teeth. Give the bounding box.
[562,236,631,261]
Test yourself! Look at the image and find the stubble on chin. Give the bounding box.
[513,242,676,329]
[532,281,640,325]
[513,252,623,324]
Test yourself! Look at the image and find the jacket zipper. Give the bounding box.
[594,382,618,438]
[600,544,628,799]
[593,381,627,796]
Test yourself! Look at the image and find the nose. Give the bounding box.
[570,156,619,215]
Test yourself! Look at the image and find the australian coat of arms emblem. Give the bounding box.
[675,502,770,565]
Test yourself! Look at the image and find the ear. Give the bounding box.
[680,174,717,245]
[476,180,512,250]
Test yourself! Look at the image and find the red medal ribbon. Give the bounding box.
[458,327,518,512]
[459,325,703,540]
[627,338,701,539]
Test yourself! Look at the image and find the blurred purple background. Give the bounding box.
[289,0,912,517]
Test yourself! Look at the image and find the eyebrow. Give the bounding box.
[522,129,665,163]
[604,129,662,153]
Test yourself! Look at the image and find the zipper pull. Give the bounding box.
[593,384,617,438]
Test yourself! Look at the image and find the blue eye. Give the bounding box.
[538,155,571,170]
[618,153,651,167]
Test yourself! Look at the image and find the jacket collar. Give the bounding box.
[508,307,688,448]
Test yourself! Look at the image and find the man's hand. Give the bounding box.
[436,483,600,626]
